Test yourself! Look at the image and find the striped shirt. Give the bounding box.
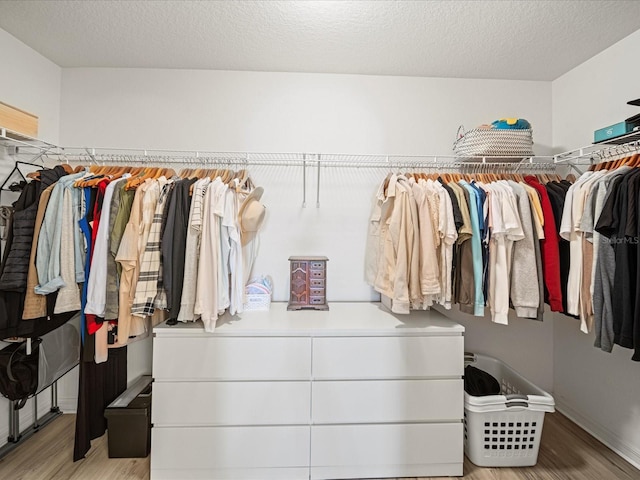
[131,178,171,317]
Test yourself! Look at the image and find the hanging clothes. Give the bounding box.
[115,179,152,345]
[0,162,267,462]
[177,177,211,322]
[365,170,571,324]
[132,178,173,318]
[0,165,78,341]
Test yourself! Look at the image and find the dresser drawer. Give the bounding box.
[310,423,462,470]
[309,279,325,288]
[309,270,325,279]
[153,381,310,426]
[152,426,310,472]
[312,379,462,424]
[153,337,311,380]
[312,336,463,379]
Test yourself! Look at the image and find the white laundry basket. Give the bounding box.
[463,353,555,467]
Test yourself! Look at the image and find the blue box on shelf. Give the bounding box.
[594,121,629,143]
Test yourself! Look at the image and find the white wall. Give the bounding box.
[59,67,555,390]
[0,28,61,143]
[0,27,62,443]
[552,29,640,467]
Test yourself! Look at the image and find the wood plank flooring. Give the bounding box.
[0,412,636,479]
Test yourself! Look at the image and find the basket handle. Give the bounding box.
[453,125,466,148]
[505,394,529,408]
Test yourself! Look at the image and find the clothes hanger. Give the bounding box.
[125,167,148,190]
[627,153,640,167]
[0,161,31,200]
[75,165,105,187]
[110,165,129,180]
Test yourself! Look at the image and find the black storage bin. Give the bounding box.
[104,375,152,458]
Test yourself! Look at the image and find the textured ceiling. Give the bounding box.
[0,0,639,81]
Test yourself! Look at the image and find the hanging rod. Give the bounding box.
[2,132,563,209]
[0,129,561,167]
[554,137,640,165]
[44,150,558,167]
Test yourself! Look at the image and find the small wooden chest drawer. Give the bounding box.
[309,296,326,305]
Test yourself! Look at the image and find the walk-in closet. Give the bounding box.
[0,1,640,479]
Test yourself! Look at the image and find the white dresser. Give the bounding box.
[151,302,465,480]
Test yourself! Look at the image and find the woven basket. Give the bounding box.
[243,293,271,311]
[453,126,534,158]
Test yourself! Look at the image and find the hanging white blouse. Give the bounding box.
[226,187,244,315]
[195,181,220,331]
[560,172,594,318]
[212,180,230,315]
[485,182,524,324]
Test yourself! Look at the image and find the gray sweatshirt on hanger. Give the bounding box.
[507,181,540,318]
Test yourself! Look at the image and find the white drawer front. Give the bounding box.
[312,379,462,424]
[151,467,309,480]
[151,426,310,471]
[152,381,310,426]
[153,337,311,380]
[311,423,462,467]
[312,336,463,379]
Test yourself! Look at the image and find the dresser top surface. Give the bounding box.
[154,302,464,337]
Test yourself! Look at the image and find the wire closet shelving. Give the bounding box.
[1,127,575,207]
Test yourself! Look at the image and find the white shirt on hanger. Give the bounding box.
[560,171,595,319]
[195,180,220,332]
[84,176,128,317]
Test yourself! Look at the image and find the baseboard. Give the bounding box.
[556,399,640,471]
[58,397,77,414]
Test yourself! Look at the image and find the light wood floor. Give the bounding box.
[0,412,637,479]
